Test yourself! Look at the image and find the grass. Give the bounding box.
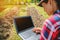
[0,4,48,40]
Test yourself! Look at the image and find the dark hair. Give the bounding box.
[55,0,60,10]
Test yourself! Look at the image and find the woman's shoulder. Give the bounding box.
[46,14,60,24]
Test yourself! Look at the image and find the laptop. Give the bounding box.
[13,16,40,40]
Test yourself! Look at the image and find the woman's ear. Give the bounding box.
[52,0,58,11]
[48,0,58,11]
[47,0,52,4]
[48,0,55,6]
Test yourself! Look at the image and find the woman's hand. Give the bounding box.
[32,27,41,34]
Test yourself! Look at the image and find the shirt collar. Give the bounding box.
[53,10,60,15]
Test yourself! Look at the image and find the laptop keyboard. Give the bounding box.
[26,34,40,40]
[19,28,36,39]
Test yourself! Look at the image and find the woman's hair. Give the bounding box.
[55,0,60,10]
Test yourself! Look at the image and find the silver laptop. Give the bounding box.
[13,16,40,40]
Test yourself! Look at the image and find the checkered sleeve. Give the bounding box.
[40,14,60,40]
[40,19,53,40]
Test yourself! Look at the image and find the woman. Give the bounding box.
[33,0,60,40]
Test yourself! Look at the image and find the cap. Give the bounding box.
[38,0,48,7]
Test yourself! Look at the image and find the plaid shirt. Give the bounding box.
[40,10,60,40]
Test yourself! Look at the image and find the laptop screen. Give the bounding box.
[14,16,34,33]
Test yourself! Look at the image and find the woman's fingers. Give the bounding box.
[32,27,41,34]
[32,28,37,32]
[36,30,41,34]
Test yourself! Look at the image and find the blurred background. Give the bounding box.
[0,0,48,40]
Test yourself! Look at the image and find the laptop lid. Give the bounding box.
[14,16,34,33]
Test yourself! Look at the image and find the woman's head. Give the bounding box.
[38,0,60,16]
